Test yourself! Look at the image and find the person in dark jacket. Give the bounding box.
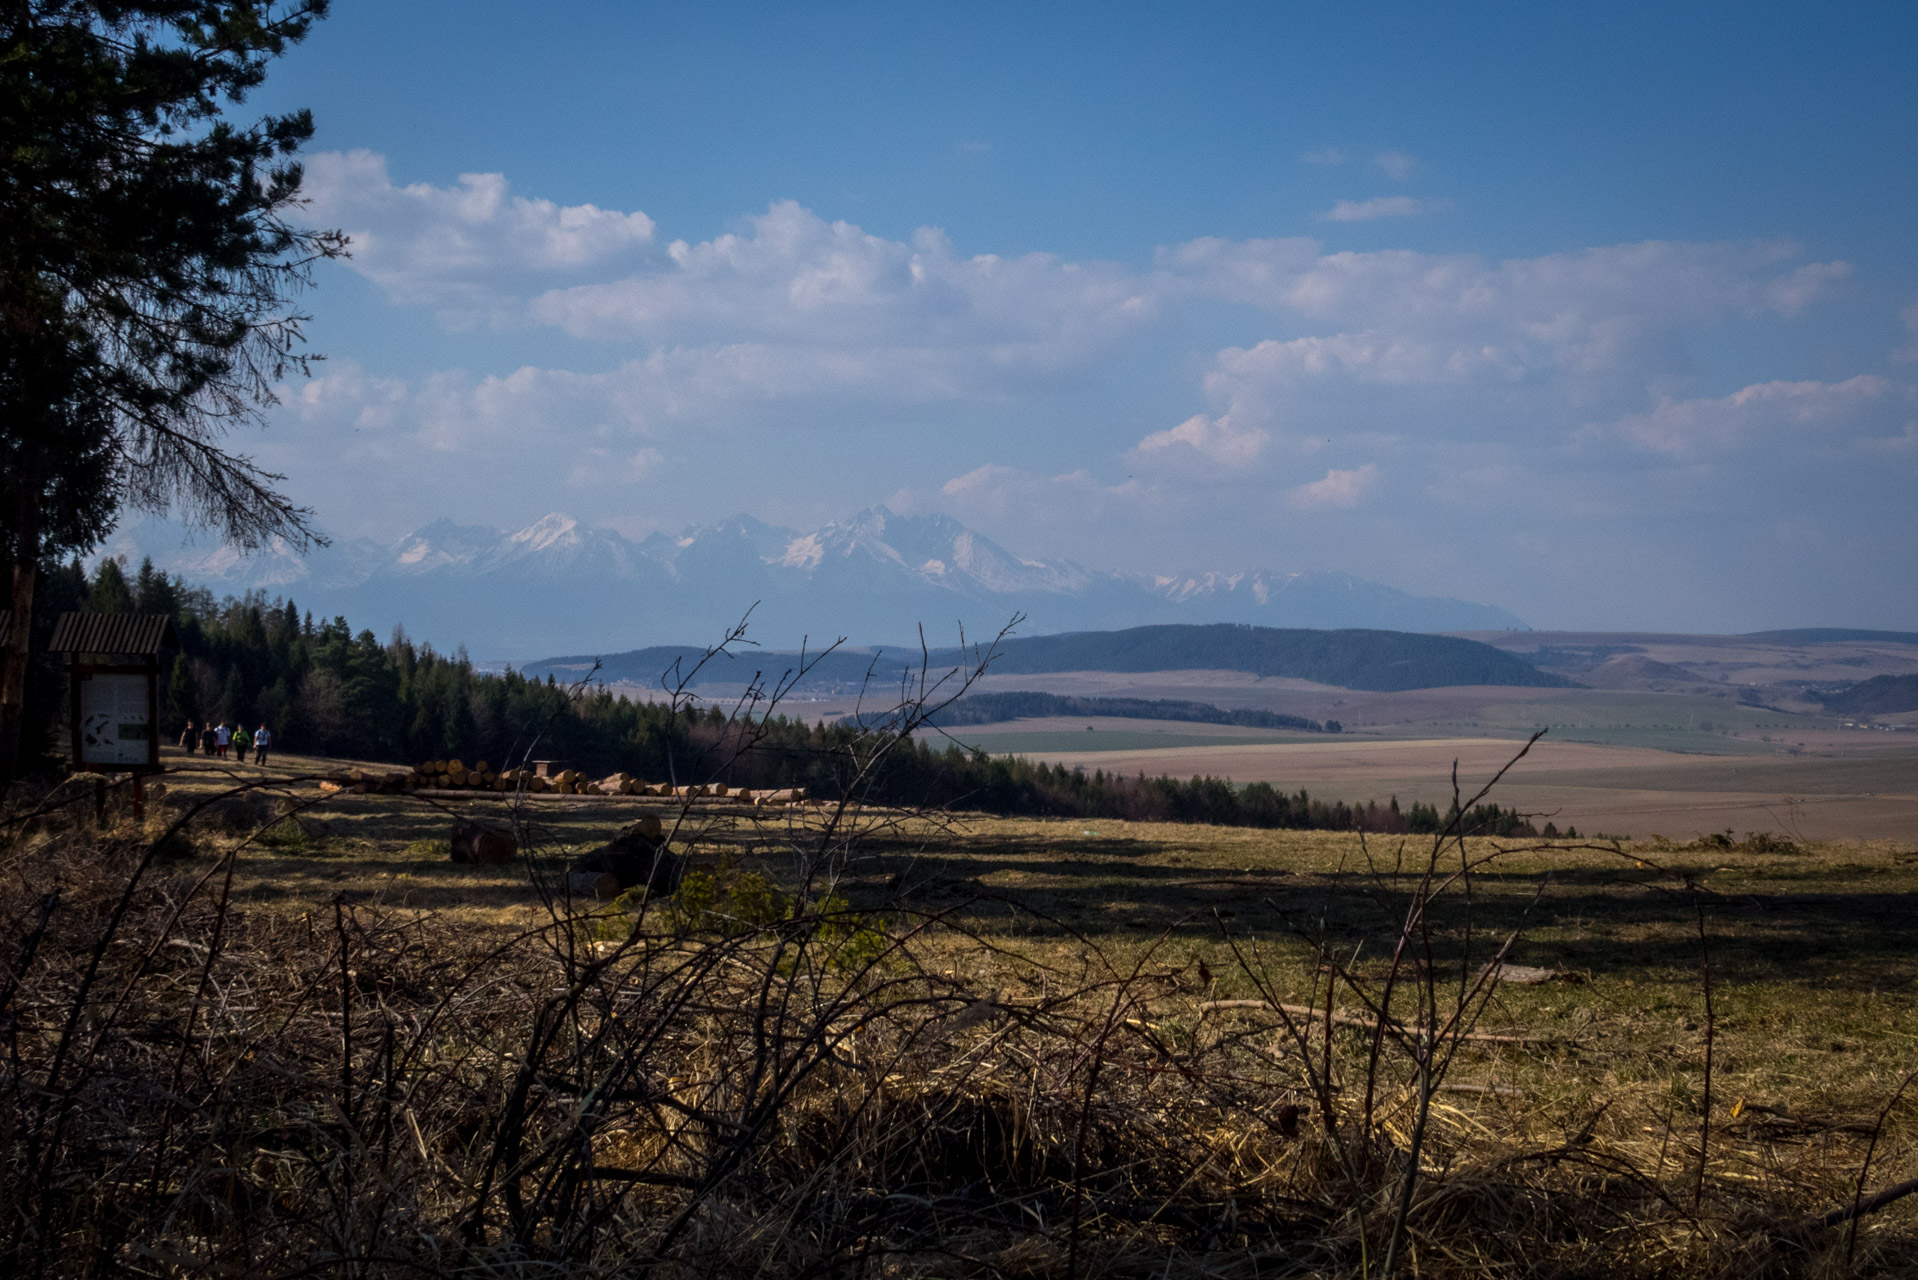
[179,721,197,755]
[200,723,217,755]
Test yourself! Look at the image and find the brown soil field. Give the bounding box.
[971,732,1918,842]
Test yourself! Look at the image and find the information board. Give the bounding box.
[77,672,153,767]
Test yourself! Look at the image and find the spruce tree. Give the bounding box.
[0,2,342,778]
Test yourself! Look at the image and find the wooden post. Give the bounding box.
[132,773,145,822]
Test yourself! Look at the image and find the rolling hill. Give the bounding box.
[920,692,1329,731]
[528,623,1570,695]
[1818,673,1918,716]
[944,624,1573,692]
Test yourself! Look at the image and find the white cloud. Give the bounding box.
[261,154,1905,622]
[1288,463,1379,509]
[1373,151,1417,180]
[570,446,663,488]
[1762,260,1853,315]
[303,151,1852,424]
[1157,238,1857,427]
[1859,422,1918,455]
[918,464,1148,539]
[941,463,1024,497]
[1599,376,1905,456]
[526,201,1157,388]
[1321,196,1449,222]
[1207,331,1527,392]
[1896,301,1918,363]
[299,150,657,317]
[1162,237,1844,328]
[1134,414,1270,466]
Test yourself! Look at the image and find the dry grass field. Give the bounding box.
[932,716,1918,843]
[157,753,1918,1104]
[5,747,1914,1276]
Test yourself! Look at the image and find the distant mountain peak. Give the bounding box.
[509,513,582,551]
[103,504,1527,655]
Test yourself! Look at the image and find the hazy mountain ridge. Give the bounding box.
[100,506,1528,656]
[529,625,1569,695]
[946,624,1575,692]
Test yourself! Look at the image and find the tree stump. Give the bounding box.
[568,816,685,896]
[450,819,516,866]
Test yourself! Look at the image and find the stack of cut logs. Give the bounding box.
[321,759,807,806]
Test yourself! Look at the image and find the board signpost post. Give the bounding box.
[48,614,180,821]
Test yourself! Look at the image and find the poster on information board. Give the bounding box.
[77,672,155,768]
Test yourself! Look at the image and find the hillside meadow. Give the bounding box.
[2,748,1908,1275]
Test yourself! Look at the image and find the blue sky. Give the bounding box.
[225,0,1917,630]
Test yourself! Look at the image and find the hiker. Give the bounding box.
[214,722,231,759]
[200,722,217,755]
[253,722,272,766]
[179,721,197,755]
[231,724,251,760]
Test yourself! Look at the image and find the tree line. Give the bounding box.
[923,691,1334,732]
[22,556,1547,839]
[2,3,343,780]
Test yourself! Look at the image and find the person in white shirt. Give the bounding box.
[215,722,231,758]
[253,723,272,766]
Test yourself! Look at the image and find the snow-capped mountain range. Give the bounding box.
[98,507,1527,658]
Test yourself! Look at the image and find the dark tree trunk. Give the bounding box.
[0,453,43,784]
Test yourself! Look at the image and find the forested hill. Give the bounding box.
[929,624,1574,692]
[923,692,1329,732]
[533,624,1573,693]
[1818,673,1918,715]
[528,646,926,691]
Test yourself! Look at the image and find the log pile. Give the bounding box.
[319,768,417,795]
[319,758,811,806]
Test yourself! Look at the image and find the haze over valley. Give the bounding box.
[108,506,1526,656]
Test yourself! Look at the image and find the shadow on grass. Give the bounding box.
[845,832,1918,992]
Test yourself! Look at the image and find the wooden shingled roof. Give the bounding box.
[47,612,180,655]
